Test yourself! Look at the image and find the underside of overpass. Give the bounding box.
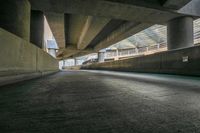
[1,0,200,132]
[29,0,200,59]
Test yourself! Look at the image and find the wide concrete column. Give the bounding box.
[30,11,44,48]
[98,52,105,63]
[0,0,30,41]
[167,16,194,50]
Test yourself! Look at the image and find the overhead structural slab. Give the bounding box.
[0,0,30,41]
[30,0,184,24]
[30,10,44,48]
[167,16,194,50]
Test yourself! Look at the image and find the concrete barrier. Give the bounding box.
[82,46,200,76]
[63,66,81,70]
[0,28,59,86]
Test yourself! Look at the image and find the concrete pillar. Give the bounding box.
[167,16,194,50]
[0,0,31,41]
[98,52,105,62]
[115,49,119,60]
[48,49,56,58]
[135,48,139,54]
[74,58,78,66]
[30,11,44,48]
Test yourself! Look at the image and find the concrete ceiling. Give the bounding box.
[29,0,196,59]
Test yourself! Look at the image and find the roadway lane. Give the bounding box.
[0,70,200,133]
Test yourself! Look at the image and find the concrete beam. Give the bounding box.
[163,0,192,9]
[30,0,184,24]
[87,19,126,48]
[57,45,93,59]
[67,15,88,46]
[62,22,152,59]
[178,0,200,17]
[60,22,152,59]
[45,12,65,48]
[71,51,94,59]
[77,16,110,50]
[94,22,152,51]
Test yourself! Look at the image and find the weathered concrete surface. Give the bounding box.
[167,16,194,50]
[82,45,200,76]
[0,28,59,86]
[0,70,200,132]
[0,0,30,41]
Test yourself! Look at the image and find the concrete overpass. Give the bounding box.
[1,0,200,132]
[29,0,199,59]
[2,0,197,60]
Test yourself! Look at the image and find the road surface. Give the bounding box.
[0,70,200,133]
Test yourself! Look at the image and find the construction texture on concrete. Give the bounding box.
[0,70,200,132]
[0,28,59,86]
[82,45,200,76]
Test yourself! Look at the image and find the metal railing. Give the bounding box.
[105,43,167,60]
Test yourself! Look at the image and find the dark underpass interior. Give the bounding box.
[1,0,200,132]
[1,70,200,133]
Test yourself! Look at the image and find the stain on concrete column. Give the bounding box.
[30,10,44,48]
[0,0,31,41]
[167,16,194,50]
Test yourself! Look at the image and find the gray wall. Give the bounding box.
[0,28,59,86]
[82,46,200,76]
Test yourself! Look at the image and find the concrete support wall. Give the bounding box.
[167,16,194,50]
[82,46,200,76]
[0,0,30,41]
[30,11,44,48]
[0,28,59,86]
